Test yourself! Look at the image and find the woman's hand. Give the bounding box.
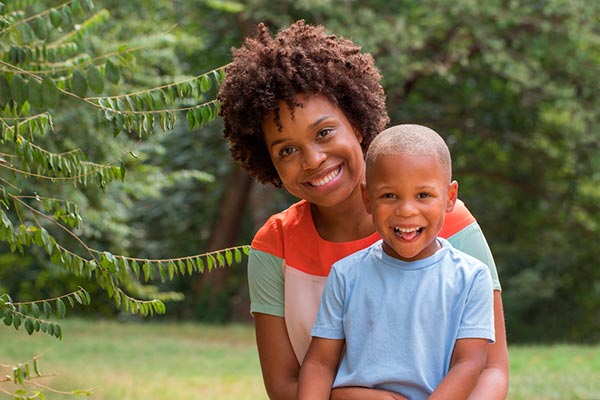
[254,313,300,400]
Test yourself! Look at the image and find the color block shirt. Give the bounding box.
[312,238,495,399]
[248,199,500,363]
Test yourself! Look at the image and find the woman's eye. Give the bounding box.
[318,128,332,138]
[279,147,296,157]
[383,193,396,199]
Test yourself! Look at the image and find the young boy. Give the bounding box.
[297,124,495,400]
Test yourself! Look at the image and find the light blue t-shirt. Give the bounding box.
[311,238,495,400]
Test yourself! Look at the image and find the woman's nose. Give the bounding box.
[301,145,326,170]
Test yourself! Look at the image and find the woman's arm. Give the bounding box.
[298,337,345,400]
[429,338,489,400]
[254,313,300,400]
[469,291,509,399]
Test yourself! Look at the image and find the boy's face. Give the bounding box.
[361,152,458,261]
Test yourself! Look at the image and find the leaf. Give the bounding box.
[200,74,212,92]
[56,298,66,318]
[3,312,13,326]
[31,303,40,317]
[49,8,63,28]
[131,260,140,279]
[143,261,151,282]
[32,16,47,40]
[19,21,35,43]
[71,69,88,97]
[41,76,59,108]
[43,301,52,318]
[28,78,44,108]
[120,160,126,181]
[0,74,10,107]
[13,314,21,329]
[10,74,28,105]
[25,318,34,334]
[87,64,104,94]
[73,292,83,304]
[54,323,62,339]
[105,59,120,84]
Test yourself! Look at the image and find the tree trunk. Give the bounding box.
[190,166,253,318]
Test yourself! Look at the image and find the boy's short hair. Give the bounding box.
[218,20,389,187]
[366,124,452,180]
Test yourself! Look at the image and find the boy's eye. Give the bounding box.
[383,193,397,199]
[417,193,431,199]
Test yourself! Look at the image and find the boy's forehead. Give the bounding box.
[367,152,450,183]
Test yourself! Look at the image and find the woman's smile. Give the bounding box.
[306,165,342,187]
[262,95,365,208]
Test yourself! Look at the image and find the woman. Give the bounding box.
[218,20,508,400]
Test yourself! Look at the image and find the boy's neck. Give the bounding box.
[310,189,375,242]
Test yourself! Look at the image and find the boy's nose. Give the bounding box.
[394,200,418,217]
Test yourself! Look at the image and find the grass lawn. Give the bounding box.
[1,319,598,399]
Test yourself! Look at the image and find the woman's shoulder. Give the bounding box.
[251,199,312,251]
[439,199,476,238]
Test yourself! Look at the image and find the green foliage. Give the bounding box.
[0,2,249,396]
[237,0,600,343]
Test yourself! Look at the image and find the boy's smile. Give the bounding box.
[362,152,458,261]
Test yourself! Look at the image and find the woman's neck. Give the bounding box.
[310,187,375,242]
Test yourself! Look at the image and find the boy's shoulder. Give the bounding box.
[440,238,488,272]
[331,240,380,271]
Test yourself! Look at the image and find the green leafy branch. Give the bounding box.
[0,353,93,399]
[0,0,96,41]
[0,191,250,328]
[94,67,225,136]
[0,288,89,338]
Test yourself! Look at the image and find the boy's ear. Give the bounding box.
[446,181,459,213]
[361,182,372,214]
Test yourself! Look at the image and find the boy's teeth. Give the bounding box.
[310,167,340,187]
[393,226,422,240]
[394,227,420,233]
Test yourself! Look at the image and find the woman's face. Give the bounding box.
[262,95,365,208]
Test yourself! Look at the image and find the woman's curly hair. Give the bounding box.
[218,20,389,187]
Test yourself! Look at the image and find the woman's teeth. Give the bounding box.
[310,167,340,187]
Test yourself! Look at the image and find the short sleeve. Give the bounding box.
[458,268,495,342]
[247,249,285,317]
[311,265,346,340]
[447,222,502,291]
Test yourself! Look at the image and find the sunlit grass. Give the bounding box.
[0,319,265,400]
[1,319,598,399]
[508,344,600,400]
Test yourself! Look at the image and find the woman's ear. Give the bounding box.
[446,180,459,213]
[361,182,372,214]
[353,126,363,144]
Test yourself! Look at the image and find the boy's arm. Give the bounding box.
[428,338,489,400]
[297,337,345,400]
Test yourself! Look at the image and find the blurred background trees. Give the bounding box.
[1,0,598,344]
